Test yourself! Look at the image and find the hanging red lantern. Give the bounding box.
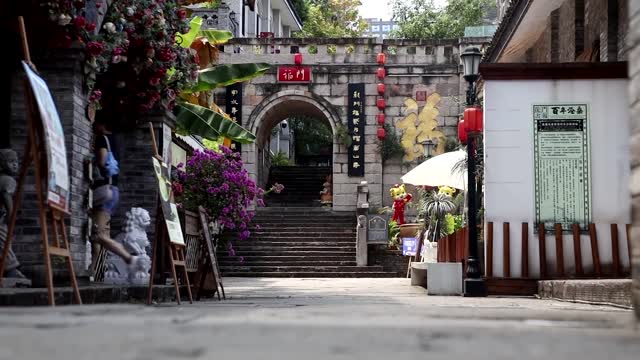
[377,52,386,65]
[377,83,386,95]
[464,107,483,133]
[377,67,386,79]
[458,119,468,144]
[294,53,303,65]
[377,98,386,110]
[377,113,385,125]
[377,126,386,140]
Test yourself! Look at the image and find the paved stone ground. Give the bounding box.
[0,278,638,360]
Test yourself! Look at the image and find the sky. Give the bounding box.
[358,0,448,21]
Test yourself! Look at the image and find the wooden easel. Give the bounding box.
[146,123,193,305]
[196,206,225,301]
[0,17,81,306]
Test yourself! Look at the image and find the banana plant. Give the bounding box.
[173,16,270,143]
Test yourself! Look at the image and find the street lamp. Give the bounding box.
[421,139,436,158]
[461,47,487,297]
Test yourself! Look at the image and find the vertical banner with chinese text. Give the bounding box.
[348,83,365,177]
[226,83,243,151]
[533,104,591,232]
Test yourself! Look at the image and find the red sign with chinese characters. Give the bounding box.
[277,66,312,83]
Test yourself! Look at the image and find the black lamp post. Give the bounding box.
[460,47,487,297]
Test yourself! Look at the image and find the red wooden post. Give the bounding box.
[554,223,564,278]
[503,222,510,278]
[627,224,632,273]
[521,223,529,278]
[589,223,601,277]
[538,223,547,279]
[572,224,583,277]
[487,222,493,278]
[610,224,620,277]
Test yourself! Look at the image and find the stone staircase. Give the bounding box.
[219,207,397,277]
[263,166,330,207]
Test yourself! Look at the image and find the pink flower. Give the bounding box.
[177,9,187,19]
[73,16,86,30]
[85,22,96,32]
[113,47,124,55]
[149,77,161,86]
[86,41,105,57]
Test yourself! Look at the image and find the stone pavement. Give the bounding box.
[0,278,638,360]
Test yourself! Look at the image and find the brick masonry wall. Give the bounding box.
[368,244,409,277]
[628,0,640,322]
[9,49,91,285]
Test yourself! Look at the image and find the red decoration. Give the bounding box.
[377,83,386,95]
[377,67,386,79]
[377,98,386,110]
[377,127,386,140]
[294,53,303,65]
[377,53,386,65]
[377,113,386,125]
[277,66,312,82]
[464,107,483,133]
[458,119,468,144]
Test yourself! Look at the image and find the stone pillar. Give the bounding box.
[628,0,640,321]
[112,113,175,243]
[356,181,369,266]
[9,49,91,285]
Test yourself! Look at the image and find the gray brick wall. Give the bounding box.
[10,49,90,285]
[629,0,640,322]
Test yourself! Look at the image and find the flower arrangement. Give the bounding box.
[174,146,262,241]
[42,0,199,115]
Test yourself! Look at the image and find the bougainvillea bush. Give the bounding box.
[174,146,263,241]
[42,0,199,114]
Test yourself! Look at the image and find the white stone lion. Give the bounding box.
[104,207,152,285]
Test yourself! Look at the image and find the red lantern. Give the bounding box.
[377,52,386,65]
[458,119,468,144]
[464,107,483,133]
[377,127,386,140]
[377,98,386,110]
[294,53,303,65]
[377,113,385,125]
[377,67,386,79]
[377,83,386,95]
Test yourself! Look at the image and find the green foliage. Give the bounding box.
[290,0,310,23]
[175,102,256,143]
[379,124,405,162]
[335,123,352,147]
[202,137,225,151]
[422,191,456,240]
[444,136,461,152]
[290,117,333,157]
[391,0,493,39]
[443,213,456,235]
[188,63,271,93]
[271,151,292,167]
[388,220,401,248]
[296,0,368,38]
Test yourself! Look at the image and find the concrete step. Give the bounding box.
[227,246,355,252]
[219,250,356,257]
[219,260,358,266]
[251,227,355,232]
[220,271,398,278]
[218,255,356,262]
[537,279,633,308]
[241,240,355,246]
[221,265,384,273]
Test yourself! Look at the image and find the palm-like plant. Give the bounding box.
[424,191,456,241]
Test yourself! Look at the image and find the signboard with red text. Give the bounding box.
[278,66,312,83]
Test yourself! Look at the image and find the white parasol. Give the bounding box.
[401,150,467,190]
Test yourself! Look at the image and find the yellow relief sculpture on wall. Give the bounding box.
[395,93,446,162]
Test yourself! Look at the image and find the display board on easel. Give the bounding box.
[146,124,193,305]
[196,206,225,301]
[0,16,81,305]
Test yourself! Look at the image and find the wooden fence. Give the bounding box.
[436,226,468,263]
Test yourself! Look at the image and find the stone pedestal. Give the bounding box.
[410,262,428,287]
[426,262,463,296]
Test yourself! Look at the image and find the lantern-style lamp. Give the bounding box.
[464,107,483,133]
[458,119,468,144]
[377,83,386,95]
[377,98,386,110]
[460,47,482,82]
[377,67,386,79]
[377,113,385,125]
[421,139,436,158]
[377,127,386,140]
[294,53,303,65]
[377,52,386,65]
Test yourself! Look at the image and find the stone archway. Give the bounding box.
[244,90,341,206]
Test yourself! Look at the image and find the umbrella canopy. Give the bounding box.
[401,150,467,190]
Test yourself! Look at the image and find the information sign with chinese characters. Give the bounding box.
[225,83,243,124]
[402,237,417,256]
[533,104,591,232]
[348,83,365,177]
[277,66,312,83]
[367,214,389,244]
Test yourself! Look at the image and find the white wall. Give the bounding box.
[483,79,631,278]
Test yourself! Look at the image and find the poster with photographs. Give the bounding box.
[22,61,70,211]
[152,157,185,245]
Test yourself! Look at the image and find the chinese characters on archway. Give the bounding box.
[225,83,243,124]
[533,104,591,232]
[277,66,312,82]
[348,83,365,177]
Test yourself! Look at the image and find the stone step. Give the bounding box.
[246,235,355,240]
[220,271,398,278]
[220,259,357,265]
[242,240,355,245]
[219,250,356,257]
[219,255,356,262]
[255,207,349,213]
[220,265,384,272]
[251,227,355,232]
[222,246,355,252]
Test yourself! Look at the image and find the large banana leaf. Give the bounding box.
[188,63,271,93]
[200,29,233,45]
[177,17,203,48]
[175,102,256,144]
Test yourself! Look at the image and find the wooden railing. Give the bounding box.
[436,226,468,263]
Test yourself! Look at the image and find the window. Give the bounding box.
[371,25,380,32]
[382,25,390,32]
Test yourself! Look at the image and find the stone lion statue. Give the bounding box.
[104,207,151,285]
[121,207,151,256]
